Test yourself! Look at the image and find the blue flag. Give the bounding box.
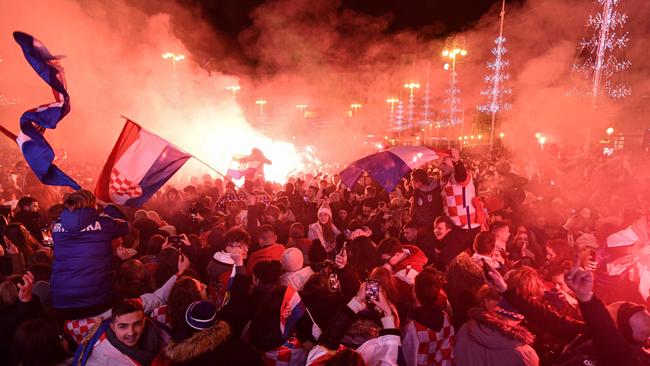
[13,31,80,190]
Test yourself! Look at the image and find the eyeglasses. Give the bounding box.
[228,242,248,249]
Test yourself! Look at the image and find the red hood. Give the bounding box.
[394,245,428,273]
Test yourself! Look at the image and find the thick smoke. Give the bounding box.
[0,0,648,184]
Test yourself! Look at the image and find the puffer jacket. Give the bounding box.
[410,181,443,227]
[51,206,129,312]
[455,307,539,366]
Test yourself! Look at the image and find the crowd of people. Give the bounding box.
[1,141,649,366]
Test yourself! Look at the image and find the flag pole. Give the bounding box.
[0,125,18,141]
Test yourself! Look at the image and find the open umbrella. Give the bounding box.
[340,146,449,192]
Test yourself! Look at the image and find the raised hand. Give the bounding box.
[18,271,35,303]
[177,253,191,276]
[565,266,594,303]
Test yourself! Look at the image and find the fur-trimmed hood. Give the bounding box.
[466,307,535,347]
[164,320,231,362]
[450,252,483,278]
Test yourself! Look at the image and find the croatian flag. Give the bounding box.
[95,119,191,207]
[12,31,80,190]
[226,154,260,180]
[340,146,449,192]
[279,285,306,339]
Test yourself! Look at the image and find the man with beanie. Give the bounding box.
[279,247,314,291]
[246,225,286,274]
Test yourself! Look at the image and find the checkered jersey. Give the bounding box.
[403,313,455,366]
[442,174,480,229]
[65,318,100,344]
[263,337,307,366]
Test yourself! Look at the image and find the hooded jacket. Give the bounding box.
[51,206,129,311]
[455,307,539,366]
[157,320,264,366]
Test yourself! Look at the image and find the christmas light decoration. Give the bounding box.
[440,36,467,127]
[572,0,631,100]
[478,0,512,149]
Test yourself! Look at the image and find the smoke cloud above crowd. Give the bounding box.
[0,0,648,183]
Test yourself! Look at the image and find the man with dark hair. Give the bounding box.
[402,220,419,245]
[207,228,252,305]
[74,299,163,366]
[246,224,285,274]
[490,221,510,266]
[377,237,428,285]
[13,196,43,243]
[432,215,477,271]
[264,203,293,245]
[409,169,443,228]
[403,268,455,366]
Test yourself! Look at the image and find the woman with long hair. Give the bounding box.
[308,205,341,254]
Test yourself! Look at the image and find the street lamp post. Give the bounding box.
[386,97,399,130]
[403,82,420,130]
[441,37,468,130]
[350,103,362,117]
[256,99,267,120]
[161,52,186,73]
[226,85,241,98]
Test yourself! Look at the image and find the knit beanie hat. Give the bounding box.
[185,301,218,330]
[317,206,332,219]
[281,247,304,272]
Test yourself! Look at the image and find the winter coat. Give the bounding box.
[410,181,443,227]
[455,307,539,366]
[51,206,129,312]
[157,320,264,366]
[445,252,486,328]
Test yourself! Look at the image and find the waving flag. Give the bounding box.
[340,146,449,192]
[13,31,80,189]
[95,119,191,207]
[226,148,271,180]
[279,285,306,339]
[226,154,259,180]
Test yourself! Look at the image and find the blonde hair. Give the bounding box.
[64,190,96,211]
[505,266,546,300]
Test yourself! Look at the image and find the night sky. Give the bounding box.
[177,0,520,66]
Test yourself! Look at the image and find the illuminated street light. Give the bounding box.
[296,104,307,111]
[226,85,241,98]
[499,132,505,139]
[534,132,542,139]
[350,103,362,117]
[403,83,420,129]
[386,97,399,131]
[161,52,186,73]
[256,99,267,115]
[606,127,614,136]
